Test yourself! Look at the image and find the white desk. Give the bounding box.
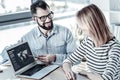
[0,65,89,80]
[0,65,21,80]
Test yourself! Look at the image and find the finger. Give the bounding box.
[38,56,46,59]
[66,72,72,80]
[39,57,49,63]
[69,72,76,80]
[67,72,75,80]
[71,73,76,80]
[39,55,46,57]
[38,57,46,62]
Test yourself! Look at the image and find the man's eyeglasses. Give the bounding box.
[36,11,54,22]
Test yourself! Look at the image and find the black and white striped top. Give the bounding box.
[64,36,120,80]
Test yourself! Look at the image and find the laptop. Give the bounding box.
[6,42,60,80]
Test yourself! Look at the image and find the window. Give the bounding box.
[0,0,32,26]
[0,0,31,15]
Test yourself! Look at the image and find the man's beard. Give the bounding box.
[37,20,53,30]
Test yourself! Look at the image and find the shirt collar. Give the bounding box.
[51,24,58,35]
[36,26,42,37]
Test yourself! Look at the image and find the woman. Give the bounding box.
[62,4,120,80]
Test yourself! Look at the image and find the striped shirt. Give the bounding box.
[64,36,120,80]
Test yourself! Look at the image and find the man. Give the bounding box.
[1,0,76,64]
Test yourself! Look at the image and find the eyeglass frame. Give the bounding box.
[35,11,54,22]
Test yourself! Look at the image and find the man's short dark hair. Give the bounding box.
[30,0,50,15]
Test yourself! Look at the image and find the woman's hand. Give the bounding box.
[62,62,76,80]
[79,70,103,80]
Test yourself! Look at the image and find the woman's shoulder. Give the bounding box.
[108,38,120,56]
[109,37,120,47]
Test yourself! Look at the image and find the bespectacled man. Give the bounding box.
[1,0,76,64]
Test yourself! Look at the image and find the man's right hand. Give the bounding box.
[38,54,56,63]
[62,62,76,80]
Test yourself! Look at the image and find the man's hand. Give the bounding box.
[38,54,56,63]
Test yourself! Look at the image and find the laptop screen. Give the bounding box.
[7,42,35,71]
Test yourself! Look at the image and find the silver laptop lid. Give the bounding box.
[6,42,36,75]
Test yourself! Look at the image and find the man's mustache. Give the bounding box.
[44,20,52,24]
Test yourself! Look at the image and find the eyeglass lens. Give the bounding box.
[39,11,54,22]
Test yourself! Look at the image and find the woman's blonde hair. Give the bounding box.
[77,4,112,46]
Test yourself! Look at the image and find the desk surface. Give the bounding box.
[0,65,89,80]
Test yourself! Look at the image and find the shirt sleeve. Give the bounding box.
[55,53,68,64]
[55,29,76,63]
[102,45,120,80]
[63,37,87,65]
[66,29,77,54]
[0,46,9,63]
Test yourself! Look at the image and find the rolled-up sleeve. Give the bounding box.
[55,29,76,63]
[63,38,87,65]
[66,29,77,55]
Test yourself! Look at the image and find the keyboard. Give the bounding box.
[21,64,47,76]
